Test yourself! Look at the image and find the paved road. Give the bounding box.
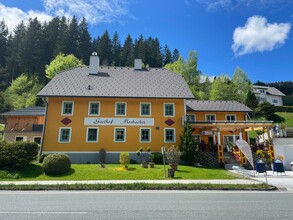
[1,191,293,220]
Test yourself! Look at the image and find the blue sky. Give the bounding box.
[0,0,293,83]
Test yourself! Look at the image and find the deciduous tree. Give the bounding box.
[45,53,83,79]
[4,73,43,109]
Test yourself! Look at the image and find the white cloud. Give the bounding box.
[196,0,292,11]
[0,0,130,32]
[0,3,52,32]
[42,0,130,24]
[232,16,291,56]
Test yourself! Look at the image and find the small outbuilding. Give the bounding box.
[0,106,45,144]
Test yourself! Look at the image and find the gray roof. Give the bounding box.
[38,66,194,99]
[186,100,252,112]
[0,106,45,116]
[267,87,285,96]
[253,85,285,96]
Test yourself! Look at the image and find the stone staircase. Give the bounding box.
[224,152,240,170]
[286,128,293,137]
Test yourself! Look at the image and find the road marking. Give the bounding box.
[0,190,293,195]
[0,211,87,214]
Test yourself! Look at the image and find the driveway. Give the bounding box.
[251,170,293,191]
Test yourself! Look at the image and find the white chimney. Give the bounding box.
[134,59,142,70]
[89,52,99,74]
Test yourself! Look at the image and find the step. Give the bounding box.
[225,163,240,170]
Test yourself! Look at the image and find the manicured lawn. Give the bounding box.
[275,112,293,127]
[0,164,241,181]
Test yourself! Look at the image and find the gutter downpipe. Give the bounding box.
[40,97,48,155]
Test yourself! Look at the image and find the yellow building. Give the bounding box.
[38,55,194,163]
[186,100,273,166]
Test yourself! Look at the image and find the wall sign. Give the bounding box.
[201,131,214,135]
[84,118,154,126]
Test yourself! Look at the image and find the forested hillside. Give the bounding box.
[0,16,179,90]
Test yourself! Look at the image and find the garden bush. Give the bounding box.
[99,148,107,167]
[0,141,39,169]
[120,152,130,169]
[38,153,48,163]
[151,152,163,164]
[42,153,71,175]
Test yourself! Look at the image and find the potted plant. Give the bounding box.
[165,145,182,171]
[136,147,151,168]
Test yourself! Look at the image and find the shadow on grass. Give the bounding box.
[269,114,285,123]
[126,167,136,171]
[19,164,44,178]
[176,170,191,173]
[45,168,75,177]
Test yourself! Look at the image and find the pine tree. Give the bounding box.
[78,17,91,65]
[180,120,199,165]
[66,16,79,56]
[5,21,27,81]
[172,48,180,62]
[121,34,134,66]
[54,16,69,56]
[112,32,121,66]
[134,34,145,60]
[97,30,112,65]
[245,89,259,111]
[0,19,8,67]
[151,38,163,67]
[162,45,172,66]
[23,18,46,78]
[43,17,61,65]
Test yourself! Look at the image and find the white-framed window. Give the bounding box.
[186,114,196,123]
[115,102,126,116]
[88,102,100,116]
[114,127,126,142]
[226,114,236,122]
[164,128,176,143]
[33,136,42,144]
[61,101,74,115]
[192,134,201,143]
[15,136,27,142]
[164,103,175,117]
[86,127,99,142]
[272,99,278,104]
[206,114,216,122]
[140,102,151,116]
[260,97,266,102]
[58,127,72,143]
[140,128,151,143]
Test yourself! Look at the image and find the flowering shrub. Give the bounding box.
[165,145,182,165]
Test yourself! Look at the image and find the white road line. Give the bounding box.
[0,211,87,214]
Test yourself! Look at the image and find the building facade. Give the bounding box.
[38,55,194,163]
[253,85,285,106]
[0,107,45,143]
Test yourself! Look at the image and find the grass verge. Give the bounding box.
[0,183,277,191]
[0,164,241,181]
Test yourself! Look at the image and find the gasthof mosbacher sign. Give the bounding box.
[84,118,154,126]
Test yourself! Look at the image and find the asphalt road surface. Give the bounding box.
[0,191,293,220]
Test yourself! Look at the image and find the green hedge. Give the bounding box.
[275,106,293,113]
[0,141,39,169]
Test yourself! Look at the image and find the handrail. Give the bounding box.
[189,120,273,124]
